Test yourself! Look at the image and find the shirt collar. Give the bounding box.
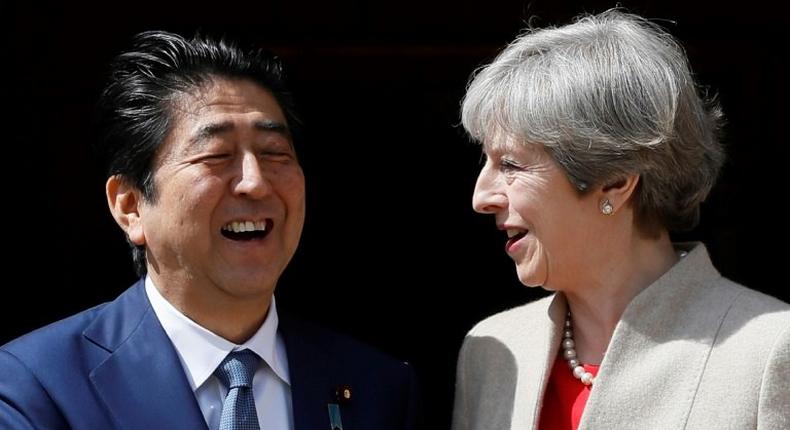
[145,276,290,391]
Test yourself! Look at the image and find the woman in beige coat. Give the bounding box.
[453,10,789,430]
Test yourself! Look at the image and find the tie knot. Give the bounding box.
[215,350,261,389]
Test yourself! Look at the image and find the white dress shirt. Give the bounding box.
[145,277,294,430]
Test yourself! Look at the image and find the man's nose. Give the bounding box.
[472,166,506,214]
[233,153,271,199]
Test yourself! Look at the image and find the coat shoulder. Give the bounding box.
[467,294,555,339]
[717,278,790,342]
[0,303,110,430]
[1,303,108,369]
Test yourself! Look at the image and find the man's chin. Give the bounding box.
[216,274,278,299]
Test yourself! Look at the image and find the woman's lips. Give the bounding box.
[505,231,528,253]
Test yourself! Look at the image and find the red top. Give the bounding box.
[538,357,599,430]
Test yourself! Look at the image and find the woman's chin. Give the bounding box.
[516,269,547,288]
[518,276,548,289]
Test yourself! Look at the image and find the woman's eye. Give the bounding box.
[499,159,521,172]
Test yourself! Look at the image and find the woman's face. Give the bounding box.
[472,141,602,290]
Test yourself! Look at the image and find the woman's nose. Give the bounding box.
[472,167,506,214]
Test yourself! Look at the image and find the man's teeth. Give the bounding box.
[222,221,267,233]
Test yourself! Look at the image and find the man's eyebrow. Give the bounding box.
[254,120,290,137]
[190,121,234,147]
[189,120,291,147]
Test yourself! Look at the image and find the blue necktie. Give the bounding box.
[214,350,262,430]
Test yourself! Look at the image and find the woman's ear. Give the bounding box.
[599,174,640,215]
[106,175,146,246]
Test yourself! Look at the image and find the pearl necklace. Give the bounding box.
[560,250,689,386]
[561,311,595,386]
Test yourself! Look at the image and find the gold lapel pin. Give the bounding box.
[335,384,352,404]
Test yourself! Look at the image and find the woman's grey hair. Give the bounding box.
[462,10,724,235]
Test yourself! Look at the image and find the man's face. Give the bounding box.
[136,77,305,302]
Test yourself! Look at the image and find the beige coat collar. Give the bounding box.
[521,243,732,429]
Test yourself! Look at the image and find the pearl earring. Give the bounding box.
[601,199,613,215]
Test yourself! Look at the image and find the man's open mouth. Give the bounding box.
[221,219,272,241]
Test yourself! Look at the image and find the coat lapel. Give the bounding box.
[580,244,737,429]
[84,281,208,430]
[511,293,566,429]
[278,313,333,430]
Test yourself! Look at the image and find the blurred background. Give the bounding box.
[6,0,788,427]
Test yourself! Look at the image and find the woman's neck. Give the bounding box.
[563,231,678,364]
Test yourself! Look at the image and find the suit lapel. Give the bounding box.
[580,244,736,429]
[84,281,208,430]
[279,312,333,430]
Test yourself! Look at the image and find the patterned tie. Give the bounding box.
[214,350,262,430]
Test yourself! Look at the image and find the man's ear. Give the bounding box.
[106,175,146,246]
[599,174,640,214]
